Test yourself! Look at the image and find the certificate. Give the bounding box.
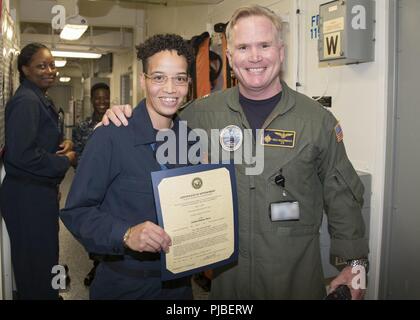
[151,163,238,281]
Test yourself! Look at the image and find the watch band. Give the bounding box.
[346,258,369,273]
[123,227,132,247]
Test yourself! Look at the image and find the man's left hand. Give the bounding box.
[329,266,366,300]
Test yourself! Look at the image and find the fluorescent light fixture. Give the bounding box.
[51,50,102,59]
[59,77,71,83]
[55,59,67,67]
[60,15,88,41]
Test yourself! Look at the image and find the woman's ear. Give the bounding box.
[140,73,146,91]
[22,65,29,77]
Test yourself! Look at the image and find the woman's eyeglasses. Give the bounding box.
[144,73,189,86]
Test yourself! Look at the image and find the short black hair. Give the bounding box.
[18,43,49,83]
[136,34,194,74]
[90,82,110,97]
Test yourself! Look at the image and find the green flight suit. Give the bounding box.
[180,81,368,299]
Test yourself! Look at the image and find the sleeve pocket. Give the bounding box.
[335,159,364,206]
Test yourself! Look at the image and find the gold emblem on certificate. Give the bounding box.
[191,177,203,189]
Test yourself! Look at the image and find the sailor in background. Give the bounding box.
[0,43,76,299]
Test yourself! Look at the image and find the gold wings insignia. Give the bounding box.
[274,131,294,139]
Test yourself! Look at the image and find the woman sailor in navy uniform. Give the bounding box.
[0,43,76,299]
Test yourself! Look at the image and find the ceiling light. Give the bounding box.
[55,59,67,67]
[51,50,102,59]
[60,14,88,41]
[59,77,71,83]
[6,26,13,40]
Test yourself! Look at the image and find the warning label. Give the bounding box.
[323,17,344,34]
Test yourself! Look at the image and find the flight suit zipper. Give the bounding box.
[229,98,257,298]
[249,174,256,298]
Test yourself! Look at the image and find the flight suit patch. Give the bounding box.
[261,129,296,148]
[220,125,243,151]
[335,123,343,143]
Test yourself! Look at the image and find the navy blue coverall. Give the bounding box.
[61,100,194,299]
[0,79,70,299]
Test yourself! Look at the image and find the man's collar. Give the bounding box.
[227,80,296,116]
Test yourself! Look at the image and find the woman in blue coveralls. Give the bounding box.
[61,34,196,299]
[0,43,76,299]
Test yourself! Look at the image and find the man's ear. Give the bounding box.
[278,43,285,65]
[226,49,233,67]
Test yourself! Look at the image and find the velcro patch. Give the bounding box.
[261,129,296,148]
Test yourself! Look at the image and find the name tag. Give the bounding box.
[262,129,296,148]
[269,201,300,221]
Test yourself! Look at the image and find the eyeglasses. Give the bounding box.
[144,73,189,86]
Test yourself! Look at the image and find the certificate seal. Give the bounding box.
[192,177,203,189]
[219,125,243,152]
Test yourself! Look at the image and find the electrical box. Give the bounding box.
[318,0,375,65]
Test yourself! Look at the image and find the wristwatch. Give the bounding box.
[123,227,132,247]
[346,258,369,273]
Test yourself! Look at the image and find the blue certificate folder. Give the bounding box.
[151,163,238,281]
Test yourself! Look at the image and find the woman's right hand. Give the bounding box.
[124,221,172,254]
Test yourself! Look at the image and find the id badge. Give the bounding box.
[269,201,300,222]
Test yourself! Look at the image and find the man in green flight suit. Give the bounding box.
[103,4,369,300]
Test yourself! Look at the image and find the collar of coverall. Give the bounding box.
[22,78,57,113]
[226,79,296,117]
[131,98,161,146]
[131,98,187,147]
